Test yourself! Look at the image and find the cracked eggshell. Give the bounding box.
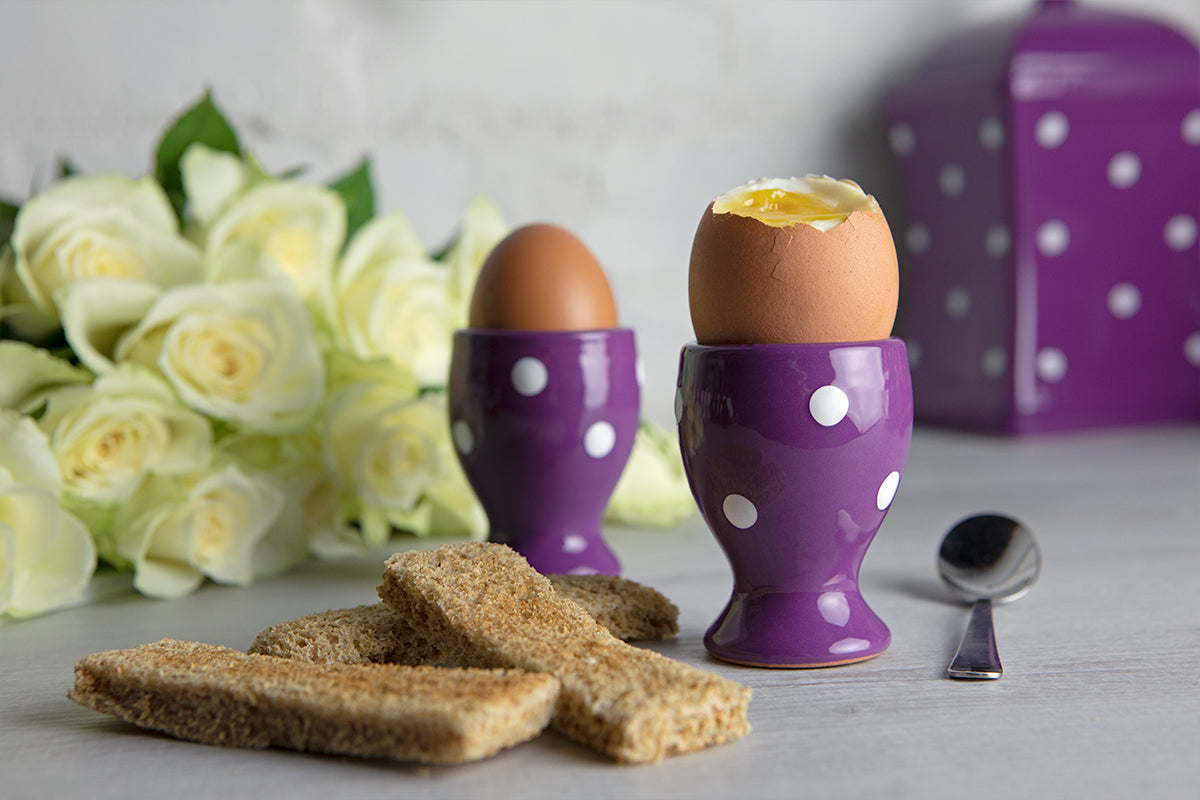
[468,223,618,331]
[688,203,899,345]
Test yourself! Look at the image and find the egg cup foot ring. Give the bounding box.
[704,588,891,668]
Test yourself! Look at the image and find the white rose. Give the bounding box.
[39,366,212,504]
[0,411,96,618]
[340,208,425,273]
[325,349,420,400]
[180,144,256,229]
[214,431,342,574]
[57,277,164,374]
[334,213,454,388]
[606,419,696,528]
[387,392,486,541]
[204,177,345,304]
[409,454,488,541]
[0,340,92,413]
[116,279,325,434]
[114,463,285,598]
[312,359,418,557]
[323,383,437,545]
[3,174,202,341]
[323,385,483,545]
[437,195,508,327]
[261,456,345,567]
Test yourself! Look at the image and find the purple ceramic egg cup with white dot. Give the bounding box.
[677,339,913,667]
[448,329,639,576]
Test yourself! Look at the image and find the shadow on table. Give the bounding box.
[885,575,957,605]
[41,700,604,772]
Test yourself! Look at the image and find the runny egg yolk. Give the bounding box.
[712,177,879,230]
[725,188,842,225]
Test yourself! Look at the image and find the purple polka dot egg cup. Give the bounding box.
[448,328,640,576]
[676,339,913,668]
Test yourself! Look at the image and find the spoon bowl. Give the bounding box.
[937,513,1041,679]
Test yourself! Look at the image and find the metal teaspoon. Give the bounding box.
[937,514,1041,680]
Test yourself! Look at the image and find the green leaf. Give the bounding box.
[277,164,309,180]
[430,229,457,261]
[154,89,241,221]
[329,157,374,244]
[0,198,18,247]
[57,157,80,179]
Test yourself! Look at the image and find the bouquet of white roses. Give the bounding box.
[0,92,692,620]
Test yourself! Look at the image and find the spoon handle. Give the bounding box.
[947,599,1002,679]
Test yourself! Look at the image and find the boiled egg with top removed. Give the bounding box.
[688,176,898,345]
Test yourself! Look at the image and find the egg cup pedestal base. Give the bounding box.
[705,588,891,668]
[448,329,640,576]
[676,339,913,668]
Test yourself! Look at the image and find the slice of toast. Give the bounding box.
[377,543,751,764]
[69,639,558,764]
[249,603,440,666]
[249,574,679,665]
[549,574,679,641]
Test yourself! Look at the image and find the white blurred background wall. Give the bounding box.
[3,0,1198,426]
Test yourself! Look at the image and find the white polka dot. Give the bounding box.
[1185,332,1200,367]
[985,224,1011,259]
[635,358,645,386]
[1107,152,1141,189]
[1107,283,1141,319]
[584,421,616,459]
[723,494,758,529]
[982,347,1008,378]
[906,223,931,255]
[511,357,548,396]
[451,420,474,455]
[888,123,915,156]
[1165,214,1198,251]
[1182,109,1200,145]
[1036,111,1069,149]
[563,534,587,554]
[979,117,1005,151]
[1037,220,1070,257]
[809,385,849,427]
[876,471,900,511]
[945,287,971,318]
[1037,347,1068,383]
[939,163,966,197]
[673,386,684,424]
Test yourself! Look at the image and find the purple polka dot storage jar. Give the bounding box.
[883,0,1200,434]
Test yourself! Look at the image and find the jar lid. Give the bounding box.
[888,0,1199,102]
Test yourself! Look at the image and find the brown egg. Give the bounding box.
[469,223,619,331]
[688,176,898,345]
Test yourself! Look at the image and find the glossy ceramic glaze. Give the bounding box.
[883,0,1200,434]
[677,339,913,667]
[448,328,639,575]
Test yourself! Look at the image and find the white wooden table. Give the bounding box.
[3,425,1198,800]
